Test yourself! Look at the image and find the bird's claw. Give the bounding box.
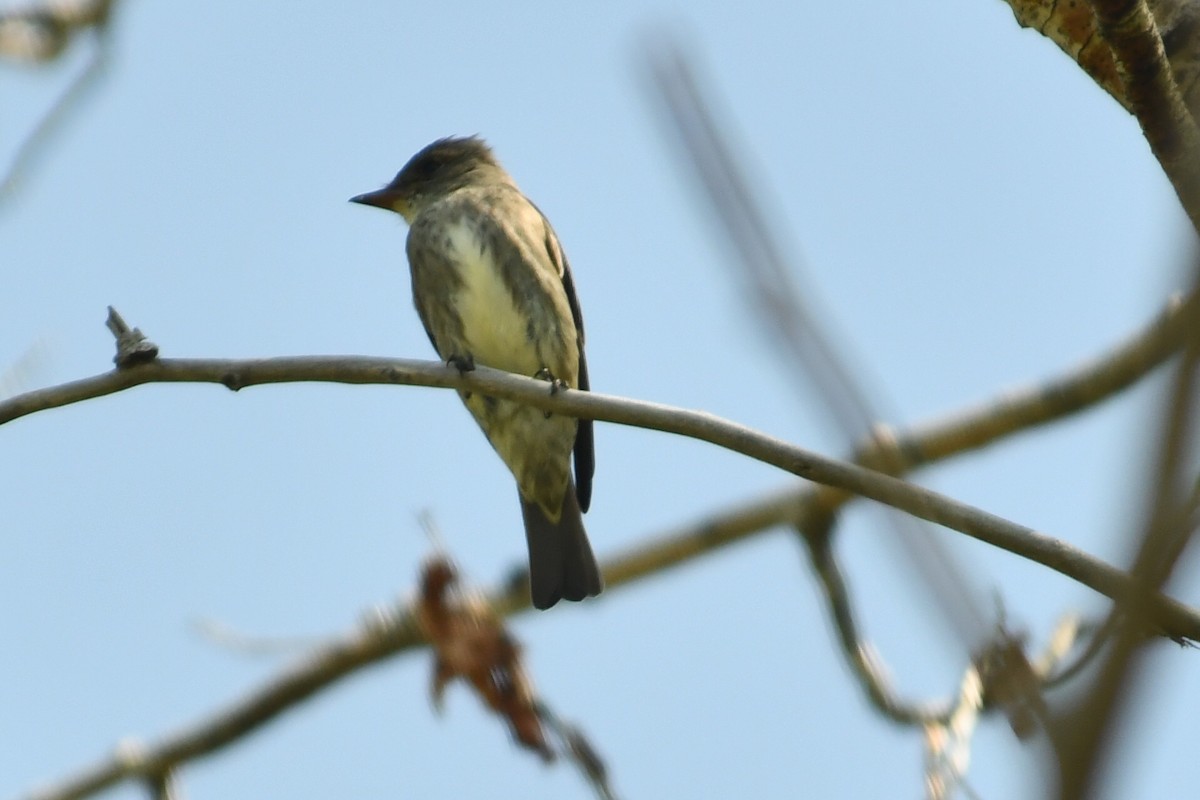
[534,367,567,418]
[533,367,566,394]
[448,353,476,374]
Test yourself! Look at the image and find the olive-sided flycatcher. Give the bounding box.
[350,136,602,609]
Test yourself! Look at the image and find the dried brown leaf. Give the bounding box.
[416,557,553,762]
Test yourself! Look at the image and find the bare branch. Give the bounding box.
[1001,0,1200,231]
[1087,0,1200,232]
[610,29,1193,723]
[9,283,1199,799]
[1,290,1197,639]
[645,38,1046,740]
[16,287,1186,446]
[888,292,1192,466]
[1002,0,1200,115]
[924,614,1086,798]
[13,479,1125,800]
[802,531,956,726]
[537,702,620,800]
[0,0,115,207]
[20,608,420,800]
[4,349,1196,638]
[190,619,325,656]
[1056,264,1200,798]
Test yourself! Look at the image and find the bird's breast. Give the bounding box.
[444,220,542,376]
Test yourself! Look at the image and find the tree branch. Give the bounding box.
[890,291,1191,466]
[2,292,1197,639]
[14,290,1200,800]
[1088,0,1200,233]
[18,474,1192,800]
[0,356,1174,627]
[1055,266,1200,798]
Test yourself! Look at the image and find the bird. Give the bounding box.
[351,136,602,609]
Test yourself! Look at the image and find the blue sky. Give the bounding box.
[3,1,1197,798]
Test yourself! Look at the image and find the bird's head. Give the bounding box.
[350,135,502,222]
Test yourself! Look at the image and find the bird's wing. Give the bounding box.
[405,220,458,360]
[540,213,594,513]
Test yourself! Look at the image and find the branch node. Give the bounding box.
[105,306,159,368]
[113,737,147,770]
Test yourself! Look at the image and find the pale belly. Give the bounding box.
[442,221,576,510]
[445,222,542,377]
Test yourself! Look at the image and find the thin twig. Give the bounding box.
[537,702,619,800]
[891,291,1192,466]
[804,533,955,726]
[644,36,995,648]
[644,41,1050,750]
[923,613,1085,799]
[0,3,113,207]
[0,338,52,400]
[190,619,326,656]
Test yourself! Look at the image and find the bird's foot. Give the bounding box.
[533,367,567,394]
[533,367,566,418]
[447,353,476,374]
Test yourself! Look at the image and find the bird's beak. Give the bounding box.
[349,188,396,210]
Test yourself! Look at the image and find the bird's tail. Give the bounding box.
[520,484,602,609]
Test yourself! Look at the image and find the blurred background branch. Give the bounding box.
[1054,261,1200,799]
[0,0,114,206]
[15,288,1200,798]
